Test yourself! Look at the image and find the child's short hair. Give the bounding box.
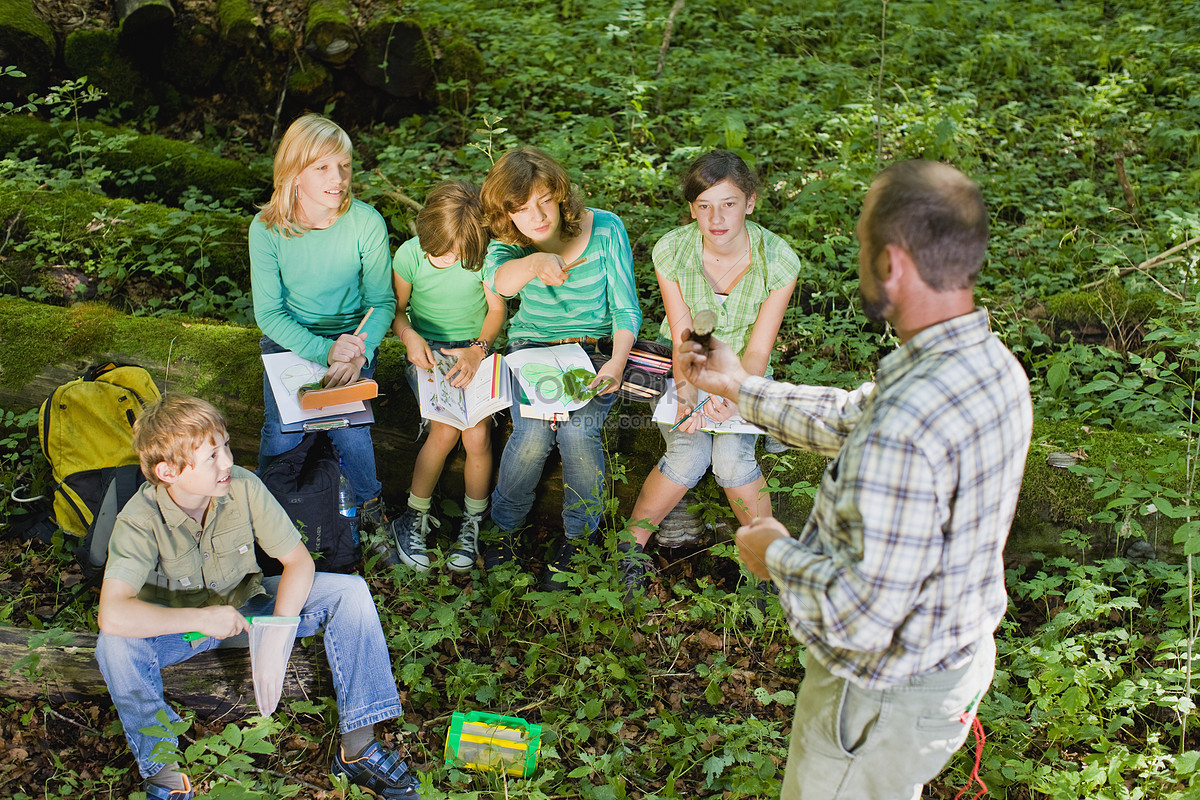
[133,395,229,486]
[416,180,489,271]
[481,146,585,246]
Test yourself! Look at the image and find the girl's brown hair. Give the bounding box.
[416,181,489,271]
[481,147,585,246]
[258,113,353,238]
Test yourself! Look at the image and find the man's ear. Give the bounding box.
[881,243,913,291]
[153,460,178,485]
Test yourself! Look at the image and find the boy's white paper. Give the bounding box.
[652,380,763,435]
[262,351,366,426]
[416,353,512,431]
[504,344,598,415]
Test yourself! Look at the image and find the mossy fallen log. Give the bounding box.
[0,115,265,208]
[216,0,261,49]
[0,0,56,101]
[61,29,154,116]
[0,177,251,313]
[305,0,358,66]
[0,624,330,717]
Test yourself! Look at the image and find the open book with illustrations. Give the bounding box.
[652,380,764,435]
[262,351,373,431]
[417,353,511,431]
[503,344,609,421]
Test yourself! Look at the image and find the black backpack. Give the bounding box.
[48,463,146,621]
[258,432,359,575]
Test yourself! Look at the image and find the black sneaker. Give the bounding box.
[390,507,438,571]
[617,540,650,600]
[360,496,389,533]
[541,537,585,591]
[332,742,422,799]
[482,529,520,571]
[448,512,483,572]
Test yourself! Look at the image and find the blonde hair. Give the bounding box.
[258,113,353,238]
[416,180,489,271]
[134,395,229,486]
[481,147,585,246]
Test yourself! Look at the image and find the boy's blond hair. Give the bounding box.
[416,180,489,270]
[133,395,229,486]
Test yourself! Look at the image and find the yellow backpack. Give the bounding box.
[38,363,162,537]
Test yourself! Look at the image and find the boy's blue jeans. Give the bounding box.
[96,573,402,779]
[258,336,383,505]
[490,340,616,540]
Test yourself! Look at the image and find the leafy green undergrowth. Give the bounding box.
[4,522,1200,799]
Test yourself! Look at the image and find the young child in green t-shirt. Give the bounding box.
[389,181,506,571]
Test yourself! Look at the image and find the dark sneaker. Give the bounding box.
[391,507,438,571]
[541,537,585,591]
[617,540,650,600]
[482,529,520,571]
[360,496,389,533]
[332,741,422,799]
[448,512,483,572]
[143,775,195,800]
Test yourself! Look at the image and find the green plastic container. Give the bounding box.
[444,711,541,777]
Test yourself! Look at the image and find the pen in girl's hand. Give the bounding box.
[669,396,710,432]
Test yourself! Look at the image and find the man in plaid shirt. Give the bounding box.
[678,160,1033,799]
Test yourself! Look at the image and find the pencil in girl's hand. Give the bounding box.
[352,307,374,337]
[564,256,588,270]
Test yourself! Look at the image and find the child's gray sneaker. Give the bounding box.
[448,512,483,572]
[390,507,438,571]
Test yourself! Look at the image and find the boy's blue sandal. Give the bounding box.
[333,742,422,799]
[143,775,195,800]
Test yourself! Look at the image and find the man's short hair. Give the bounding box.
[864,160,988,291]
[416,180,488,271]
[133,395,229,485]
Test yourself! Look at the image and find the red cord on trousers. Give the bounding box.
[953,714,988,800]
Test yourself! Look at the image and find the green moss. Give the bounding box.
[0,177,251,308]
[1043,281,1162,335]
[216,0,260,46]
[0,0,55,92]
[0,116,264,208]
[305,0,357,65]
[288,63,332,97]
[268,25,294,54]
[160,23,226,96]
[62,30,146,114]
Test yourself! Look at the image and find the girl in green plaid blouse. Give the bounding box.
[621,151,801,593]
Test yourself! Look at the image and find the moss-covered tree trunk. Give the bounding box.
[305,0,358,66]
[0,0,56,100]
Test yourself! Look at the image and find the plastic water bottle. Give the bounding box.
[336,460,359,547]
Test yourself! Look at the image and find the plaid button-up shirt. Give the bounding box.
[740,309,1032,688]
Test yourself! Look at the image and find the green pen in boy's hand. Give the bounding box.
[182,615,298,641]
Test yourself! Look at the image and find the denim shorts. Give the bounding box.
[657,425,762,489]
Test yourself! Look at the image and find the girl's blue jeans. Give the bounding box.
[258,336,383,505]
[490,340,616,540]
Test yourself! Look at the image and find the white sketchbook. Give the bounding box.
[652,380,763,435]
[416,353,511,431]
[504,344,601,417]
[262,351,367,426]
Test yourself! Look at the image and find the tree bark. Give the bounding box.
[115,0,176,45]
[0,625,330,718]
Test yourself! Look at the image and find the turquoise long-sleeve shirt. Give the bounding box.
[249,199,395,366]
[482,208,642,342]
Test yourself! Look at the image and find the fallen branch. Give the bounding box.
[1081,235,1200,295]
